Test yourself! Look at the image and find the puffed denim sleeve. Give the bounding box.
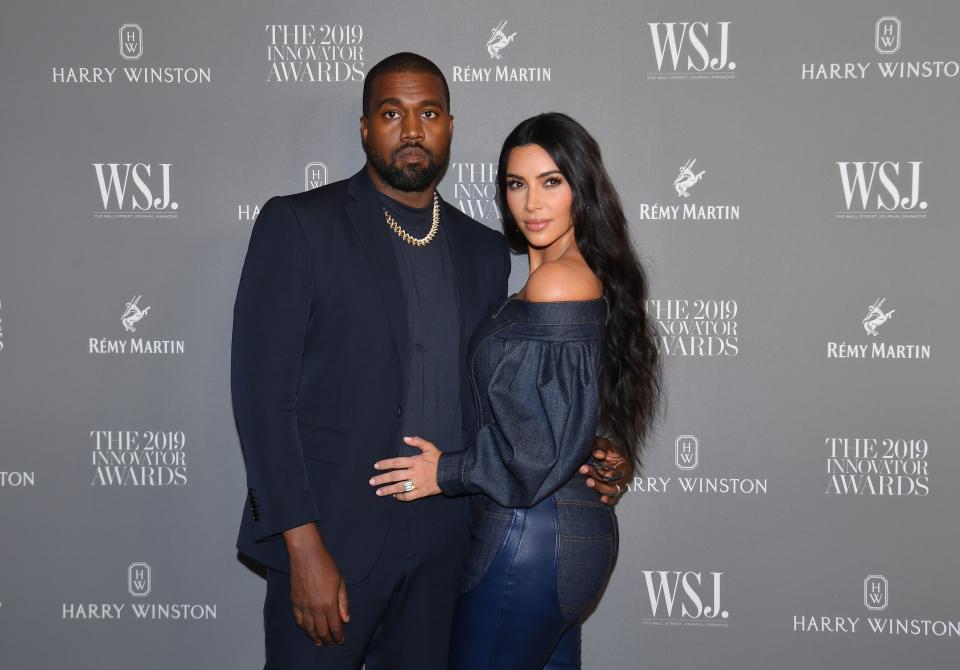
[231,196,320,541]
[437,337,601,507]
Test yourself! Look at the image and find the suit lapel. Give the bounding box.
[344,168,408,389]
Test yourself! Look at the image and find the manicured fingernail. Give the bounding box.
[587,479,595,487]
[376,489,383,496]
[369,478,376,485]
[579,465,588,473]
[373,463,380,469]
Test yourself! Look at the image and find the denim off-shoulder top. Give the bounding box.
[437,293,607,508]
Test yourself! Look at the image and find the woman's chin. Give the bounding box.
[519,230,557,249]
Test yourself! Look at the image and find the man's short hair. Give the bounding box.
[362,52,450,117]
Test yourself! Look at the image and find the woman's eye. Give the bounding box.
[545,177,563,187]
[506,180,525,190]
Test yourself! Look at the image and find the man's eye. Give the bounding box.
[384,111,400,119]
[422,111,438,119]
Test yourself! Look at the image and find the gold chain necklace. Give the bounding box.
[383,192,440,247]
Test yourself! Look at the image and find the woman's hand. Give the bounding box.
[579,436,634,505]
[369,436,442,501]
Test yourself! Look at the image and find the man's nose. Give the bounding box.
[400,115,424,142]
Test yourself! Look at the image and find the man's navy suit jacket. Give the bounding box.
[231,167,510,583]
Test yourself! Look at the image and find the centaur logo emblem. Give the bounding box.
[862,298,894,337]
[486,20,516,60]
[121,295,151,333]
[674,158,705,198]
[119,24,143,60]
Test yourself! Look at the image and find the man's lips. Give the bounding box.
[395,146,428,162]
[523,219,550,231]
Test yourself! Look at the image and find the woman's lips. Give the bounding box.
[523,219,550,232]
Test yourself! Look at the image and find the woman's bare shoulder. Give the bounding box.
[523,258,603,303]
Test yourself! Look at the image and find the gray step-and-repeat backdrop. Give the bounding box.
[1,1,958,668]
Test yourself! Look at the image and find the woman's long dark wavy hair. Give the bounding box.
[497,112,662,469]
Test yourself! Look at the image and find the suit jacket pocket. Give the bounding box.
[297,420,347,465]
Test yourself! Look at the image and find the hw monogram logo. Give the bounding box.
[675,435,699,470]
[119,24,143,60]
[864,574,888,611]
[304,162,327,191]
[128,562,151,597]
[875,17,901,55]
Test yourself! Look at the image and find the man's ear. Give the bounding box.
[360,115,368,143]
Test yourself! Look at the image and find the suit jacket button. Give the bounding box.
[397,404,402,417]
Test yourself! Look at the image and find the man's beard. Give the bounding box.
[364,140,449,192]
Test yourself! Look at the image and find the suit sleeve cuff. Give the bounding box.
[437,450,471,497]
[252,487,321,543]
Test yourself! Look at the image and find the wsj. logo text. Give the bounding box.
[836,161,926,218]
[92,163,178,217]
[648,22,735,79]
[642,570,729,627]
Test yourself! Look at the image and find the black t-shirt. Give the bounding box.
[377,192,462,461]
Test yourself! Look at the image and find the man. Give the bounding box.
[232,52,631,669]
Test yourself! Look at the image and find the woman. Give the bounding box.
[368,113,661,668]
